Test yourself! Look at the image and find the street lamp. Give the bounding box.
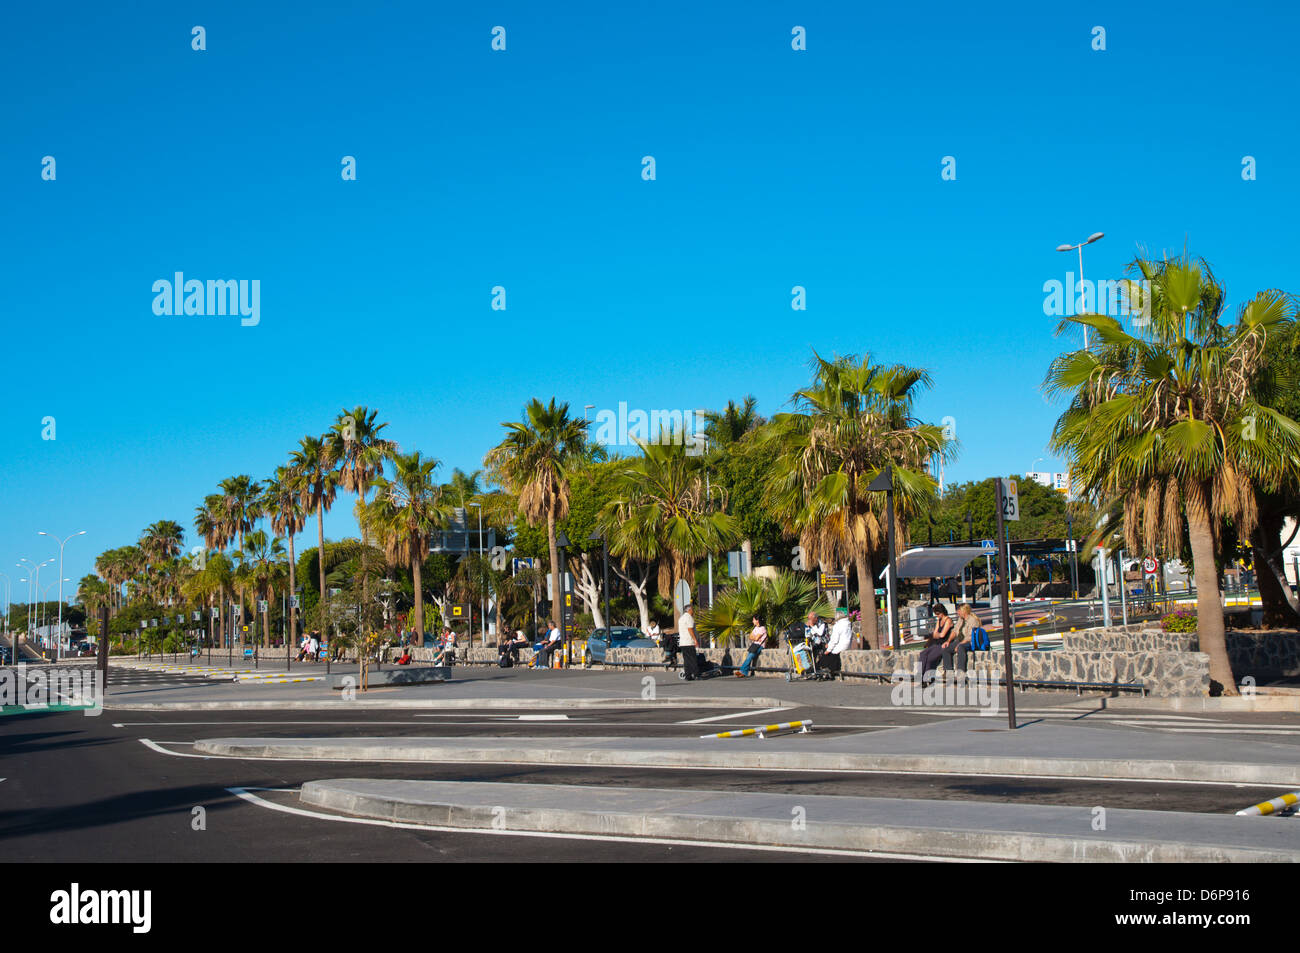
[469,502,485,645]
[556,530,571,665]
[18,558,55,655]
[1056,232,1104,349]
[0,570,11,646]
[39,529,86,661]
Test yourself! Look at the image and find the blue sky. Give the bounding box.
[3,0,1298,597]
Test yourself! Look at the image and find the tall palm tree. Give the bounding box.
[360,451,451,641]
[1045,255,1300,693]
[194,495,232,644]
[702,396,764,446]
[291,435,339,634]
[263,466,307,649]
[218,475,262,643]
[599,437,741,630]
[762,353,947,648]
[236,529,289,648]
[326,407,397,616]
[484,398,590,629]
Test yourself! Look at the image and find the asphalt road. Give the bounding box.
[4,694,1290,863]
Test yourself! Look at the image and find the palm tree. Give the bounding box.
[484,398,590,629]
[702,396,764,446]
[699,570,831,648]
[1045,255,1300,694]
[236,530,289,648]
[290,436,339,635]
[326,407,397,615]
[264,466,307,649]
[182,552,233,649]
[762,353,947,649]
[218,475,262,643]
[360,451,451,641]
[599,437,741,632]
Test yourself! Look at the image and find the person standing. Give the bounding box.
[677,602,699,681]
[736,616,767,677]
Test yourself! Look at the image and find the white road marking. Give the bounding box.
[517,715,569,720]
[679,706,792,725]
[139,739,212,759]
[226,787,986,862]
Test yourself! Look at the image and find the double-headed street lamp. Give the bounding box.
[18,558,55,656]
[1055,231,1104,349]
[39,530,86,661]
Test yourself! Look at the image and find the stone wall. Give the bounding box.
[603,643,1210,697]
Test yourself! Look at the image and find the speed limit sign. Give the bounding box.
[1142,556,1158,575]
[1000,478,1020,521]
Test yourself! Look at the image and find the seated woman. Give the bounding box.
[395,648,413,665]
[917,605,953,683]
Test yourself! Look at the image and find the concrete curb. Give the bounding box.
[193,736,1300,785]
[107,696,788,712]
[1068,695,1300,713]
[298,779,1299,862]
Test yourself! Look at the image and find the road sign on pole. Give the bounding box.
[994,477,1018,730]
[980,539,997,555]
[1000,478,1020,521]
[818,571,847,591]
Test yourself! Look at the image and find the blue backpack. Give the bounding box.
[970,627,990,651]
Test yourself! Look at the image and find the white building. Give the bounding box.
[1284,518,1300,587]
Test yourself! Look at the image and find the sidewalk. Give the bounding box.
[297,778,1300,862]
[193,717,1300,785]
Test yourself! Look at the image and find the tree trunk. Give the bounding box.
[547,507,562,629]
[855,552,878,649]
[412,552,424,641]
[1249,496,1300,627]
[287,533,297,660]
[317,506,327,637]
[1187,483,1236,694]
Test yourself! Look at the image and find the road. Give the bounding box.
[4,668,1295,863]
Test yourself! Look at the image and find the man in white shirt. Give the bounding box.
[677,603,699,681]
[817,607,852,677]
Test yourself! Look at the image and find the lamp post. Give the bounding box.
[556,530,570,665]
[470,502,485,645]
[1055,232,1104,349]
[39,529,86,661]
[0,570,11,649]
[19,558,55,656]
[867,466,900,650]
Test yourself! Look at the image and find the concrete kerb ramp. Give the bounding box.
[297,779,1300,863]
[329,668,451,688]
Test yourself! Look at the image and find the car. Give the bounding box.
[583,626,657,666]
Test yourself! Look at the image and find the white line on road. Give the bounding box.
[517,715,570,720]
[139,739,212,759]
[226,787,985,862]
[679,706,792,725]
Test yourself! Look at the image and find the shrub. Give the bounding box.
[1160,609,1197,633]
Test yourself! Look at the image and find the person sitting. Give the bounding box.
[395,647,413,666]
[942,604,979,679]
[918,605,953,683]
[736,616,768,677]
[816,607,852,677]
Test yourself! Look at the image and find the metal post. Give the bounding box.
[1099,548,1112,627]
[98,605,109,689]
[884,469,899,649]
[601,537,611,635]
[995,478,1018,729]
[1118,551,1129,625]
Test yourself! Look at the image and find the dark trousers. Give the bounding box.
[681,646,699,680]
[942,641,970,672]
[918,643,945,681]
[816,652,841,675]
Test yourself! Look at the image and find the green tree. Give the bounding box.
[1045,255,1299,693]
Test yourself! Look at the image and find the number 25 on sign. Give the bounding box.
[1000,478,1020,521]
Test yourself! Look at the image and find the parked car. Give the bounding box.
[582,626,656,666]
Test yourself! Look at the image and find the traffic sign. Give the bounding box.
[1142,556,1158,575]
[1000,478,1020,521]
[818,571,847,591]
[449,603,470,620]
[981,539,997,555]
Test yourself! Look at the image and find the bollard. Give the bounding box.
[1236,792,1299,817]
[703,719,813,740]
